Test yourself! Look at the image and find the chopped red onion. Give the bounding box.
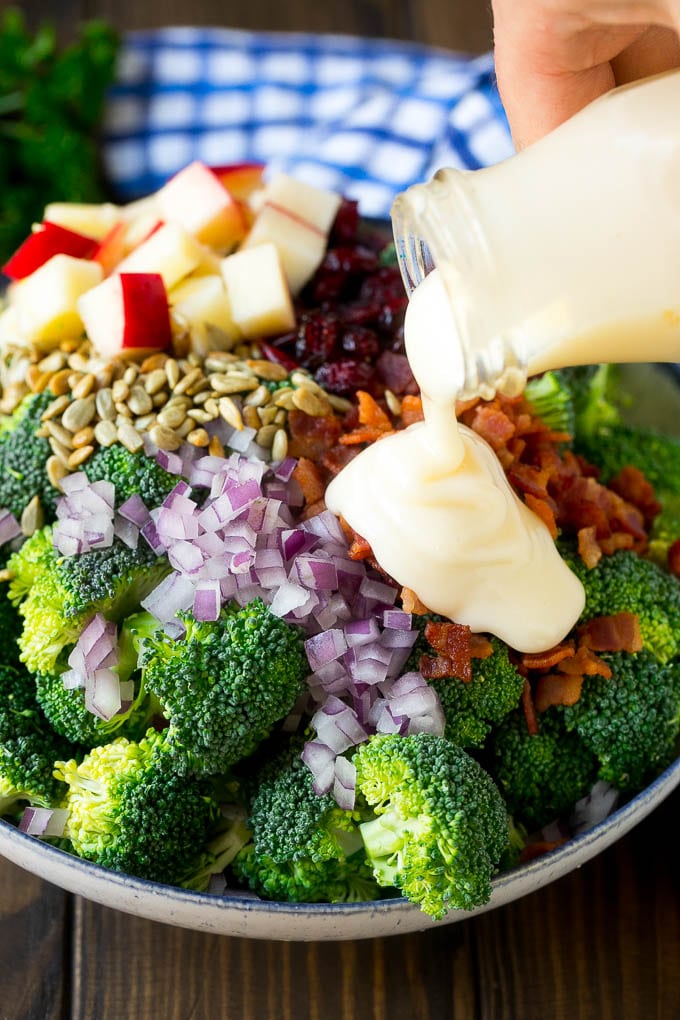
[294,556,338,592]
[305,629,347,671]
[359,576,398,606]
[118,494,150,526]
[61,668,85,690]
[113,516,139,550]
[0,509,22,545]
[58,471,89,495]
[280,528,318,561]
[333,755,356,811]
[19,807,68,838]
[569,781,620,835]
[383,609,412,631]
[193,580,222,622]
[85,667,122,721]
[140,519,164,554]
[226,425,256,453]
[156,449,184,475]
[269,581,310,618]
[141,572,194,623]
[301,741,336,796]
[344,618,381,647]
[273,457,297,482]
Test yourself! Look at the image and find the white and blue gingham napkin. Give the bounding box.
[103,28,513,218]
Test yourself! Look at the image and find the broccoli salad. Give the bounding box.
[1,163,680,920]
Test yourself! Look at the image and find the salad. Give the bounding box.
[0,161,679,920]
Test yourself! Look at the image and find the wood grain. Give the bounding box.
[0,859,69,1020]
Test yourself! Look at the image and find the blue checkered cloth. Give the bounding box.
[102,28,513,219]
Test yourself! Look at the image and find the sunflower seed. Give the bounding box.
[117,422,144,453]
[94,420,118,447]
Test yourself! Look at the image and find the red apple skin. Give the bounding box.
[209,163,266,201]
[2,222,98,280]
[119,273,171,351]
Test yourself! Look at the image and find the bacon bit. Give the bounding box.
[608,466,661,527]
[300,498,326,521]
[468,403,516,451]
[356,390,393,431]
[348,533,372,561]
[506,462,551,500]
[535,672,585,712]
[400,394,424,426]
[578,613,643,653]
[520,642,575,672]
[556,645,612,679]
[524,493,558,539]
[669,539,680,578]
[577,526,602,568]
[454,396,480,416]
[420,620,473,682]
[400,586,429,615]
[519,838,568,863]
[470,634,494,659]
[287,410,342,460]
[521,678,539,735]
[321,444,358,476]
[293,457,326,505]
[339,426,393,446]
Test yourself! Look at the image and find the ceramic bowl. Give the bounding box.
[0,363,678,941]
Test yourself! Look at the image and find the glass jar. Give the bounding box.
[391,69,680,400]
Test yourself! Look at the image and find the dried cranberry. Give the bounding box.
[259,341,299,372]
[359,266,407,309]
[315,358,374,394]
[308,246,379,302]
[340,325,380,359]
[338,301,383,326]
[294,312,339,368]
[329,198,360,245]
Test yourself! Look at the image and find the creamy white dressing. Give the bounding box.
[325,269,585,653]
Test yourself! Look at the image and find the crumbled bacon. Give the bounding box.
[554,644,612,678]
[293,457,326,505]
[468,402,516,451]
[520,643,575,672]
[521,678,540,735]
[519,838,568,863]
[420,621,473,682]
[400,394,424,426]
[608,466,661,527]
[287,409,342,460]
[577,526,602,568]
[524,493,558,539]
[400,586,429,615]
[578,613,643,653]
[470,634,494,659]
[534,672,585,712]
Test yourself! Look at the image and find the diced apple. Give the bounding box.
[157,160,247,251]
[11,255,103,345]
[3,222,98,281]
[0,306,25,350]
[242,203,327,295]
[92,222,128,276]
[264,173,341,235]
[78,273,171,359]
[42,202,121,241]
[210,162,265,202]
[169,275,240,342]
[220,243,295,339]
[116,222,203,290]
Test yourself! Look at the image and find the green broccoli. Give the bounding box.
[432,638,526,749]
[647,490,680,567]
[0,391,58,521]
[83,443,179,509]
[140,599,307,776]
[8,527,170,674]
[558,363,680,490]
[487,709,598,830]
[0,662,72,815]
[54,730,248,887]
[0,573,22,667]
[561,544,680,664]
[524,370,575,436]
[35,613,162,748]
[354,732,509,919]
[244,736,365,863]
[563,651,680,793]
[232,842,381,904]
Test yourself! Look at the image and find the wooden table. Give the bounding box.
[2,2,680,1016]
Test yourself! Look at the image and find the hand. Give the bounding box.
[492,0,680,148]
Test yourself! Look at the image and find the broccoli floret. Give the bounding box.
[0,663,73,815]
[432,638,525,749]
[35,613,162,748]
[488,709,598,831]
[141,599,307,776]
[232,842,381,904]
[560,363,621,441]
[563,651,680,793]
[82,443,179,509]
[8,527,170,674]
[0,391,58,521]
[354,732,509,918]
[648,490,680,567]
[561,545,680,664]
[245,736,366,863]
[54,730,246,886]
[524,370,574,436]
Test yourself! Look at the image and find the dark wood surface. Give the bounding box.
[1,2,679,1017]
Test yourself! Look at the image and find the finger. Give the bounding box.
[610,23,680,81]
